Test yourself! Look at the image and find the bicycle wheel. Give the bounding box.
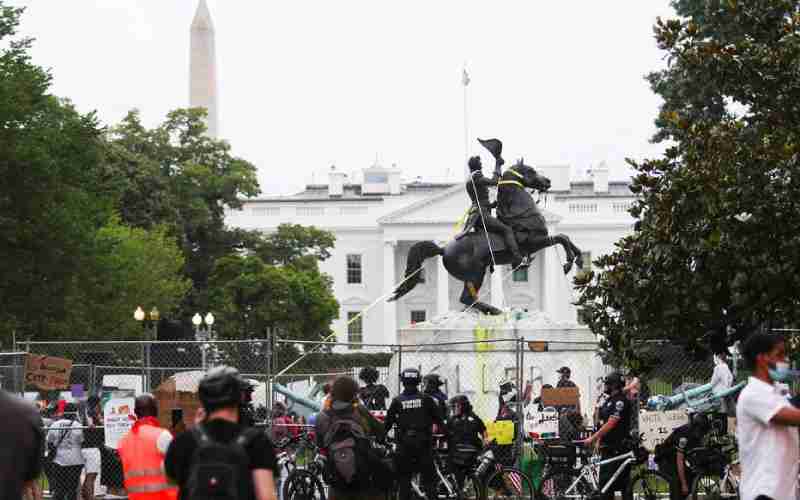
[484,467,535,500]
[283,468,326,500]
[536,471,586,500]
[691,473,739,500]
[628,470,671,500]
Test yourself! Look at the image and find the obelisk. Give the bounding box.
[189,0,218,138]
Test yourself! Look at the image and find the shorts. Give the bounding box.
[82,448,101,474]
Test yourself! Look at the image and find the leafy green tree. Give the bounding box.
[255,223,336,265]
[575,0,800,364]
[0,3,116,343]
[106,108,261,313]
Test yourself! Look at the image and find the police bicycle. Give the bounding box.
[537,434,671,500]
[688,436,740,500]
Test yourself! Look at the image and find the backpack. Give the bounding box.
[322,410,371,490]
[185,425,253,500]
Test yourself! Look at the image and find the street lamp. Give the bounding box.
[193,312,215,371]
[134,306,160,393]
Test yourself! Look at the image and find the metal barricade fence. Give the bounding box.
[0,351,27,395]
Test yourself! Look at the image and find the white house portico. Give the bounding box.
[225,163,637,346]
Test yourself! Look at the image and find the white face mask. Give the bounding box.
[502,390,517,403]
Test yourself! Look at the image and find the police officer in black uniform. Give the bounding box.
[654,412,711,500]
[423,373,449,416]
[581,372,633,500]
[384,368,445,500]
[455,155,523,269]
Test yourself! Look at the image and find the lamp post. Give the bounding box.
[134,306,159,393]
[192,312,215,371]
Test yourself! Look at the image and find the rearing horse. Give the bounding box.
[389,160,583,315]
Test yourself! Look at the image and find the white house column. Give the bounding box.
[491,268,505,310]
[436,241,449,316]
[383,239,398,344]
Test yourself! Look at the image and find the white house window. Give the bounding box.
[410,310,427,324]
[296,207,325,216]
[364,172,389,184]
[346,254,362,284]
[512,267,528,283]
[252,207,280,216]
[577,307,591,325]
[347,312,363,348]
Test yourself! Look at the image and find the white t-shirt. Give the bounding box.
[736,377,799,500]
[710,362,734,412]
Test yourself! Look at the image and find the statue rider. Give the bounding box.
[456,155,523,269]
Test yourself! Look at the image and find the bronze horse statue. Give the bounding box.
[389,160,583,315]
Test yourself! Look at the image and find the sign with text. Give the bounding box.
[541,387,580,408]
[104,398,135,449]
[486,420,515,445]
[639,410,687,451]
[24,354,73,391]
[524,408,559,437]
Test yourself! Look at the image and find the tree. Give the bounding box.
[575,0,800,364]
[0,3,116,343]
[255,223,336,265]
[106,108,261,313]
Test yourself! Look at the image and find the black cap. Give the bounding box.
[557,366,571,375]
[604,372,625,388]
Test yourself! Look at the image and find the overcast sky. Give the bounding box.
[10,1,676,195]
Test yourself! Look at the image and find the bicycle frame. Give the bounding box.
[564,450,637,496]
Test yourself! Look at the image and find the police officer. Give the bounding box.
[384,368,445,500]
[654,412,711,500]
[580,372,633,500]
[423,373,448,416]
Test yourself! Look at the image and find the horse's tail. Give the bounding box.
[388,241,444,302]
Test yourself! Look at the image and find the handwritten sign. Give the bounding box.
[524,408,559,437]
[486,420,515,445]
[541,387,580,408]
[104,398,135,449]
[639,410,687,451]
[24,354,72,391]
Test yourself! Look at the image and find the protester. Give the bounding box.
[580,372,632,500]
[165,366,278,500]
[385,368,444,500]
[623,372,640,402]
[710,351,734,433]
[81,396,103,500]
[358,366,390,411]
[556,367,577,388]
[240,381,257,427]
[446,395,486,492]
[737,333,800,500]
[47,403,85,500]
[117,394,176,500]
[315,375,386,500]
[654,412,711,500]
[270,401,292,445]
[0,386,43,500]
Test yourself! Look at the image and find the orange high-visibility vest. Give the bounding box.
[118,423,178,500]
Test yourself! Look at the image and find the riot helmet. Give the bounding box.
[400,368,422,387]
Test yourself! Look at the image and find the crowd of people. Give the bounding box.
[3,338,800,500]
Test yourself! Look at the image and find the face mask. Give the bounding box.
[768,361,798,382]
[502,390,517,403]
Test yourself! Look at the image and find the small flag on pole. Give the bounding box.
[462,67,470,86]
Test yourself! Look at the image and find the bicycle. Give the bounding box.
[280,432,328,500]
[537,436,670,500]
[689,438,739,500]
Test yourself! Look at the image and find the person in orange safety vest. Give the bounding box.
[118,394,177,500]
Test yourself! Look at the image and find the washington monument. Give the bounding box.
[190,0,218,138]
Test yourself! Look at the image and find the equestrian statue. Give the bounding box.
[388,138,583,315]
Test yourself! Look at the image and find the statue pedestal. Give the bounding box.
[391,308,602,422]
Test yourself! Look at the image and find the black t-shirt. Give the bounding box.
[359,384,390,411]
[597,393,632,448]
[447,413,486,450]
[164,419,277,500]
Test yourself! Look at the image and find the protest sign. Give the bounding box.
[24,354,72,391]
[639,410,687,451]
[486,420,515,445]
[541,387,580,408]
[104,398,135,449]
[524,407,559,437]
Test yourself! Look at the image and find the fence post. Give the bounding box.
[265,330,273,422]
[516,338,524,465]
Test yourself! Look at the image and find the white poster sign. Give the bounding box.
[639,410,686,451]
[524,407,559,437]
[103,398,135,449]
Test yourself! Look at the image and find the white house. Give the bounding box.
[225,162,636,347]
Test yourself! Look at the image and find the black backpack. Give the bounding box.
[185,425,253,500]
[322,410,371,490]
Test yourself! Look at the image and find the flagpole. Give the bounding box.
[462,64,470,179]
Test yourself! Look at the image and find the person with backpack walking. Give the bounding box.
[315,376,386,500]
[165,366,278,500]
[117,394,177,500]
[384,368,445,500]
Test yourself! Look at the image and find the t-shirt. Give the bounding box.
[710,363,734,413]
[164,419,277,500]
[736,376,799,500]
[0,391,42,500]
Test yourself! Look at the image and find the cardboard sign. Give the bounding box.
[25,354,73,391]
[541,387,580,408]
[639,410,687,452]
[524,408,559,437]
[103,398,135,449]
[486,420,515,445]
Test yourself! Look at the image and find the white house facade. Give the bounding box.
[225,163,636,347]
